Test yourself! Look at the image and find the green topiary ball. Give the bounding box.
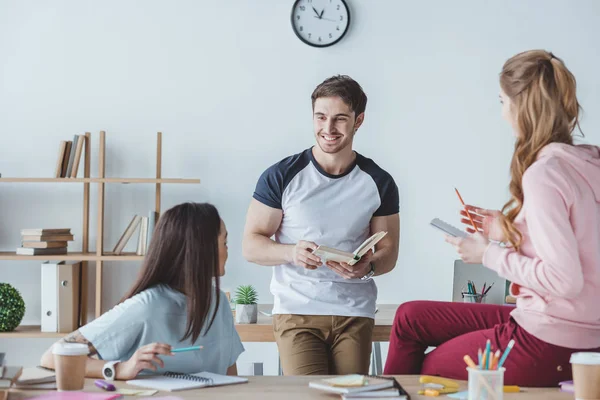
[0,283,26,332]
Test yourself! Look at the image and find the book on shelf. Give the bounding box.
[54,135,85,178]
[59,141,72,178]
[16,247,67,256]
[70,134,85,177]
[64,135,79,178]
[146,211,158,249]
[21,229,71,236]
[113,213,157,256]
[22,241,69,249]
[136,216,149,256]
[17,229,73,255]
[113,215,142,254]
[21,234,74,242]
[54,141,68,178]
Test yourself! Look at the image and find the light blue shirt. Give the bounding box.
[79,285,244,375]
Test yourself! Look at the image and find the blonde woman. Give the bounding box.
[384,50,600,386]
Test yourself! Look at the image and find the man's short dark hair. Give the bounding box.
[311,75,368,116]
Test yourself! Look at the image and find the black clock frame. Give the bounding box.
[290,0,351,48]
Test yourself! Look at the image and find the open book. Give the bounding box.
[126,371,248,392]
[312,231,387,266]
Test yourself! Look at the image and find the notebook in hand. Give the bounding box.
[430,218,468,238]
[309,375,400,395]
[312,231,387,266]
[126,371,248,392]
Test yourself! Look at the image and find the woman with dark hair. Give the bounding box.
[40,203,244,380]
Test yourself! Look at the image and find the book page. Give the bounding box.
[353,231,387,258]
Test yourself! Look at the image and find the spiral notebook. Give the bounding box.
[126,371,248,392]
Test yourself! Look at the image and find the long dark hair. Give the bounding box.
[122,202,222,342]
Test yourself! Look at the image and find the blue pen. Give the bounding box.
[484,339,491,370]
[497,340,515,368]
[171,345,204,353]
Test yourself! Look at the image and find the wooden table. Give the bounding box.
[9,376,570,400]
[235,304,396,342]
[235,304,397,375]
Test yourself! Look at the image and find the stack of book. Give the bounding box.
[113,212,158,256]
[54,134,86,178]
[16,229,73,255]
[309,375,409,400]
[13,367,56,390]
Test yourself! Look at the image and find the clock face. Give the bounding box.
[291,0,350,48]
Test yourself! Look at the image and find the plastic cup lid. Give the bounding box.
[52,342,89,356]
[570,352,600,365]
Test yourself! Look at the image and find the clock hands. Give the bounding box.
[314,16,337,22]
[312,6,321,18]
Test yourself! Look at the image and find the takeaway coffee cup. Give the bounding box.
[570,352,600,400]
[52,342,88,391]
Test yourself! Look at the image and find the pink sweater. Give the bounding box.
[483,143,600,349]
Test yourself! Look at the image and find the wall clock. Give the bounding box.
[291,0,350,48]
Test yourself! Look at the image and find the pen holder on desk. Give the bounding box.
[467,367,504,400]
[463,293,487,304]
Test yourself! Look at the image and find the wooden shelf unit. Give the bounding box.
[0,131,200,338]
[0,178,199,184]
[0,325,64,339]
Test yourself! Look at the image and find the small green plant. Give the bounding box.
[234,285,258,305]
[0,283,26,332]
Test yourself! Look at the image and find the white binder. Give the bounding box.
[41,261,60,332]
[41,261,81,333]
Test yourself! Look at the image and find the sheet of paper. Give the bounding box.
[117,388,158,396]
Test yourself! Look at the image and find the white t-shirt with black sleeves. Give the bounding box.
[253,148,399,319]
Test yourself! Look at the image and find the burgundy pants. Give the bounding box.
[383,301,598,387]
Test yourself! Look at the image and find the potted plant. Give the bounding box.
[234,285,258,324]
[0,283,26,332]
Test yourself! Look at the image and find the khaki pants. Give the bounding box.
[273,314,374,375]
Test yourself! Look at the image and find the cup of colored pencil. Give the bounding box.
[463,339,515,400]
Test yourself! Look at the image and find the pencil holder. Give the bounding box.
[463,293,487,304]
[467,367,504,400]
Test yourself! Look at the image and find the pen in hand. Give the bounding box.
[171,345,204,353]
[455,188,478,232]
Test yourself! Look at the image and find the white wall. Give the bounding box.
[1,0,599,372]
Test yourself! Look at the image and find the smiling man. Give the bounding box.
[242,75,400,375]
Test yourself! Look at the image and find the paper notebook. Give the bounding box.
[312,231,387,266]
[309,375,397,395]
[126,371,248,392]
[27,392,122,400]
[16,367,55,385]
[430,218,468,238]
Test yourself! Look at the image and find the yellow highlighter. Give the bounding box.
[418,376,460,396]
[504,385,521,393]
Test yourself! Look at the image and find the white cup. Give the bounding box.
[52,342,88,391]
[467,367,504,400]
[570,352,600,400]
